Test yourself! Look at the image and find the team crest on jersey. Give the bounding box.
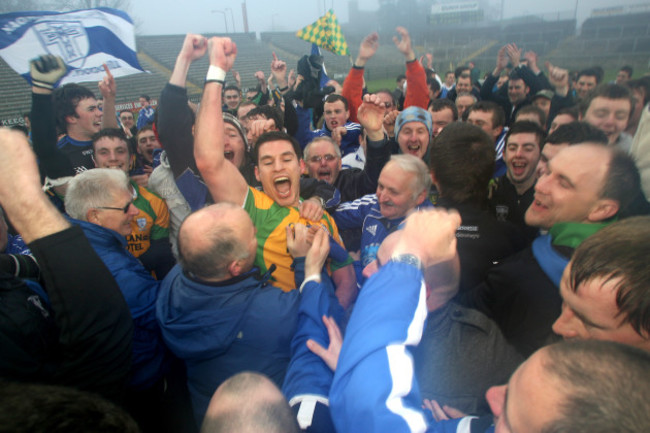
[34,20,89,67]
[136,218,147,231]
[366,224,377,236]
[495,205,509,222]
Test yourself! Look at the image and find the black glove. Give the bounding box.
[30,55,67,90]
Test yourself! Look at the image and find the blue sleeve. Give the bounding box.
[333,194,377,231]
[282,274,344,401]
[329,261,430,433]
[136,108,146,130]
[339,122,362,156]
[294,104,319,149]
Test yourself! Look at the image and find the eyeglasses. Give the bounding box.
[308,154,338,163]
[96,201,133,214]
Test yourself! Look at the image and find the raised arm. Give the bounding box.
[98,64,117,129]
[0,128,132,401]
[342,32,379,123]
[330,209,461,433]
[194,37,248,206]
[29,55,73,180]
[169,33,207,87]
[160,34,208,178]
[394,27,427,109]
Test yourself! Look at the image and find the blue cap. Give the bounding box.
[395,106,433,139]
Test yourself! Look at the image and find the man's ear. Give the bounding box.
[65,114,77,125]
[299,158,306,174]
[588,199,619,223]
[228,259,244,277]
[254,165,260,182]
[415,188,429,206]
[87,208,100,224]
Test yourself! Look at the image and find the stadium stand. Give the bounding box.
[1,11,648,125]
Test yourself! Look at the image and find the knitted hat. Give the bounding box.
[395,106,433,139]
[223,112,250,151]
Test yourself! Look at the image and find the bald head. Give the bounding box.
[178,203,257,281]
[201,372,299,433]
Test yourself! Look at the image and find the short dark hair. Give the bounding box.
[91,128,129,153]
[246,105,285,130]
[136,124,154,140]
[545,121,607,146]
[0,380,140,433]
[468,100,506,128]
[324,93,349,111]
[396,74,406,82]
[505,120,547,150]
[568,216,650,337]
[253,131,303,165]
[579,84,634,118]
[577,67,601,84]
[119,110,134,118]
[555,106,580,121]
[223,84,241,94]
[541,341,650,433]
[429,122,495,206]
[427,77,441,94]
[428,98,459,121]
[53,83,96,132]
[454,66,469,79]
[626,77,650,106]
[599,148,642,217]
[515,105,547,128]
[620,65,634,77]
[139,94,151,101]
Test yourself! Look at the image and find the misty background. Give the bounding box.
[0,0,647,124]
[0,0,643,35]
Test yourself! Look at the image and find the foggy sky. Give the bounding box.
[129,0,640,36]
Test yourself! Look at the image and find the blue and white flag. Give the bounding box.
[0,8,144,85]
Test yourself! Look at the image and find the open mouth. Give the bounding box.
[274,176,291,198]
[224,151,234,161]
[531,198,547,212]
[405,144,421,155]
[318,169,332,181]
[512,161,527,176]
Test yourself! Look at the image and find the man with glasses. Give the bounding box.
[119,110,137,137]
[92,128,174,279]
[64,167,171,404]
[303,94,391,203]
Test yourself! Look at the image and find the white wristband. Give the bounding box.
[206,65,226,82]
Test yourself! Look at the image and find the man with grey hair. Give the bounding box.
[65,168,171,422]
[334,154,433,277]
[156,202,343,426]
[303,94,392,203]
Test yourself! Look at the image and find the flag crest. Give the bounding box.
[296,10,349,56]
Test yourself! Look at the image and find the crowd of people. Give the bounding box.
[1,25,650,433]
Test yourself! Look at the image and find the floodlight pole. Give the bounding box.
[211,10,229,33]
